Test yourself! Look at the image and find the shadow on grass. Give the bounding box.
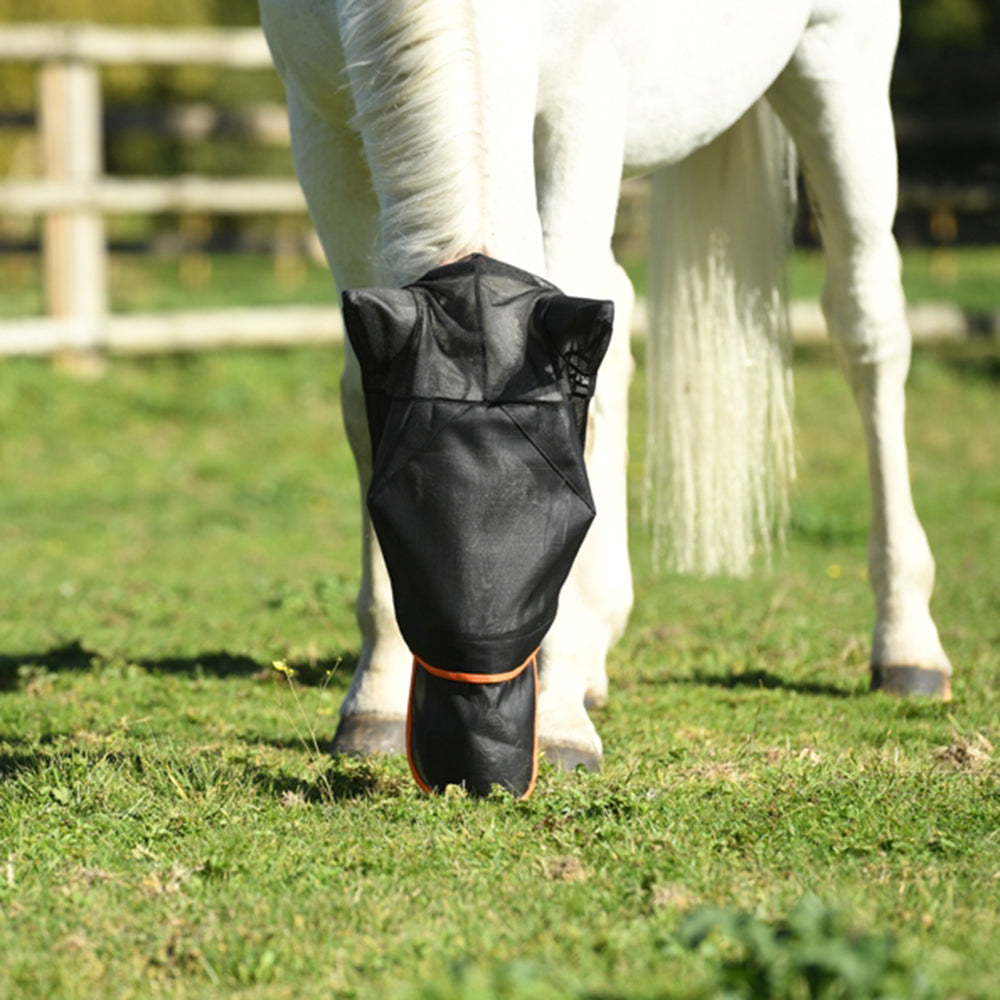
[0,735,399,803]
[0,743,156,783]
[0,640,96,690]
[0,641,357,690]
[143,650,356,689]
[678,668,856,698]
[244,751,409,802]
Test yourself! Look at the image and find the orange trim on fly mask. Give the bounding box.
[412,651,537,686]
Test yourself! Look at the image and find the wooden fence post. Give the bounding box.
[39,57,107,343]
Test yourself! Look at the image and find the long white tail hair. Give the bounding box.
[336,0,483,284]
[645,101,797,576]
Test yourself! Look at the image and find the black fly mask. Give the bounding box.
[342,255,612,798]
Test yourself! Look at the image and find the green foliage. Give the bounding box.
[680,896,933,1000]
[900,0,997,47]
[0,0,271,109]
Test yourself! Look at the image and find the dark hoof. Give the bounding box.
[870,665,952,701]
[331,714,407,756]
[542,742,602,773]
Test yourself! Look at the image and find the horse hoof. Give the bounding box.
[331,714,407,756]
[870,665,952,701]
[542,742,602,773]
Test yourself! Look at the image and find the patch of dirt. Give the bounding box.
[933,734,993,770]
[674,762,748,784]
[545,856,587,883]
[142,863,202,898]
[762,746,822,764]
[648,882,697,911]
[70,866,117,886]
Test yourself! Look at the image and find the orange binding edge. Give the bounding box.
[406,648,540,801]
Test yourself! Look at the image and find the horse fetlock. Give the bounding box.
[354,589,403,647]
[868,518,938,618]
[541,605,619,716]
[339,635,412,721]
[869,540,947,672]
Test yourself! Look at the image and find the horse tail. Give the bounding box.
[644,99,797,576]
[337,0,483,284]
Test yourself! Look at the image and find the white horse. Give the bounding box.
[259,0,952,771]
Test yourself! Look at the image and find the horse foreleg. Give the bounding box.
[533,62,635,769]
[769,21,952,697]
[335,351,413,752]
[280,79,412,751]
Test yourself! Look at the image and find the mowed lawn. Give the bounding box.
[0,334,998,998]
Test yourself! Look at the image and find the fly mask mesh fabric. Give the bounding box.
[341,255,613,797]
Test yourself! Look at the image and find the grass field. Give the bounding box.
[1,336,999,998]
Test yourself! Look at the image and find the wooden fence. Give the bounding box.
[0,25,992,356]
[0,23,344,355]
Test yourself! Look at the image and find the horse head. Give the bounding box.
[342,255,612,798]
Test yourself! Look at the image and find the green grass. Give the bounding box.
[1,340,999,999]
[1,245,998,318]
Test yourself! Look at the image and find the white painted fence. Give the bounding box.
[0,23,344,355]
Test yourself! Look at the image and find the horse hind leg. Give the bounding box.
[767,14,952,697]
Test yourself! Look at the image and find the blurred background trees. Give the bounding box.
[894,0,999,244]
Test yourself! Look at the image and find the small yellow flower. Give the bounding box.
[272,659,296,679]
[826,564,842,580]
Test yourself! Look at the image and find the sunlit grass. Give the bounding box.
[1,342,998,998]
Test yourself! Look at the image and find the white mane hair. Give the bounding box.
[336,0,485,285]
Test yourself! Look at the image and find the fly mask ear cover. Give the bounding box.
[342,255,613,798]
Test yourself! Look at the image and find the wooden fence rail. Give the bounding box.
[0,23,344,355]
[1,24,993,356]
[0,23,273,67]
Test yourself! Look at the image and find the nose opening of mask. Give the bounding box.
[406,650,539,800]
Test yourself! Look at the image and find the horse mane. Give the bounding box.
[337,0,485,284]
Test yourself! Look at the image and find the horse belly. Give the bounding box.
[540,0,812,171]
